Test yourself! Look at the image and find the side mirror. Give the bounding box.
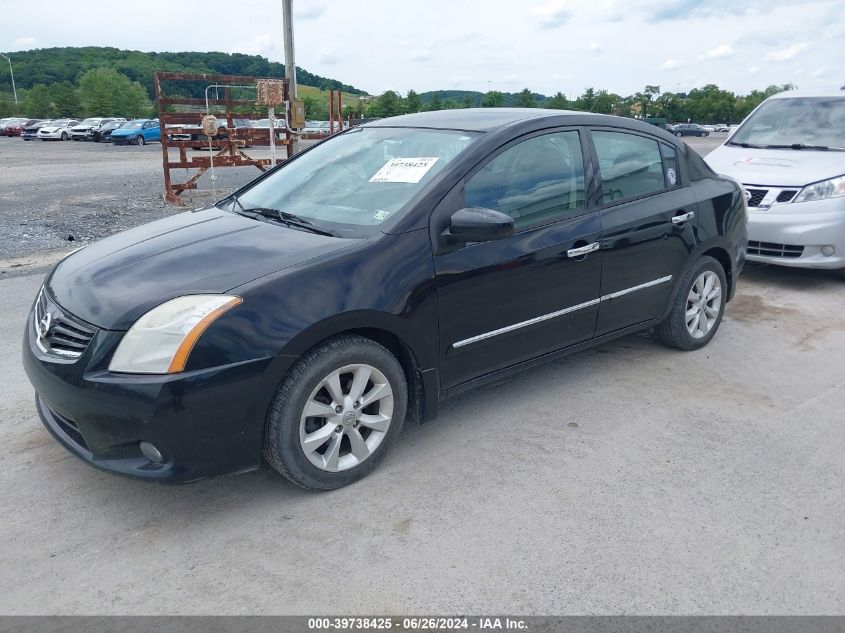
[447,207,514,243]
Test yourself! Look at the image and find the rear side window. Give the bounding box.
[660,144,680,188]
[592,131,665,202]
[464,131,585,229]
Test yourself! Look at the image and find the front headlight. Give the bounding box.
[109,295,242,374]
[794,174,845,203]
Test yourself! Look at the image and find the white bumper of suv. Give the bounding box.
[745,190,845,269]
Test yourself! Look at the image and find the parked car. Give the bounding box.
[91,119,126,143]
[23,109,746,489]
[182,118,252,149]
[37,119,80,140]
[70,117,125,141]
[110,119,160,145]
[712,124,730,132]
[670,123,710,137]
[706,89,845,277]
[3,118,38,137]
[21,120,52,141]
[302,120,331,134]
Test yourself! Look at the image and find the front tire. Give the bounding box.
[135,135,145,145]
[60,132,68,141]
[263,335,407,490]
[655,256,727,351]
[675,131,683,137]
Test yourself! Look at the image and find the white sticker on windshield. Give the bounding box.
[370,157,439,184]
[373,210,391,221]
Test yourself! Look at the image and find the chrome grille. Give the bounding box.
[747,241,804,259]
[746,188,768,207]
[33,289,97,359]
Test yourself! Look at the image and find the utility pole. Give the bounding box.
[0,53,17,106]
[282,0,299,153]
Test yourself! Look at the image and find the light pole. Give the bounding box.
[0,53,17,106]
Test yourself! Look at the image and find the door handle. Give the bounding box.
[672,211,695,224]
[567,242,600,258]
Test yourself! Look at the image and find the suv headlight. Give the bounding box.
[794,174,845,203]
[109,295,242,374]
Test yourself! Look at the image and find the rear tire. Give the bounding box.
[60,132,68,141]
[655,256,727,351]
[135,135,145,145]
[263,334,407,490]
[675,131,683,137]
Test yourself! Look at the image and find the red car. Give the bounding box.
[3,118,40,137]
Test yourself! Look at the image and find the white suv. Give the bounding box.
[706,89,845,278]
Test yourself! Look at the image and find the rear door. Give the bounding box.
[588,129,699,335]
[433,128,603,389]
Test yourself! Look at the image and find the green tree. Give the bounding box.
[302,95,328,120]
[368,90,404,117]
[405,89,421,113]
[23,84,55,118]
[515,88,536,108]
[77,68,150,117]
[0,94,13,117]
[481,90,505,107]
[462,94,474,109]
[545,91,568,109]
[51,81,81,117]
[427,93,443,111]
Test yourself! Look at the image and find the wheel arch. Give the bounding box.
[278,313,435,426]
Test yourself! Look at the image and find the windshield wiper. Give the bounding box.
[761,143,843,151]
[228,195,335,237]
[726,141,766,148]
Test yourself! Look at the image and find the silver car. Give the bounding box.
[706,89,845,278]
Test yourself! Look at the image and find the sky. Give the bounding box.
[1,0,843,97]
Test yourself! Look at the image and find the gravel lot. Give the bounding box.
[1,129,843,615]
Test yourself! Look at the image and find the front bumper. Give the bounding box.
[746,198,845,269]
[22,300,287,483]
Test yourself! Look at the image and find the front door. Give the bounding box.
[588,129,699,335]
[433,129,602,389]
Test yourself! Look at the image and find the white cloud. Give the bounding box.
[409,50,432,62]
[588,42,602,54]
[230,34,277,57]
[765,42,808,62]
[748,66,761,75]
[13,36,37,48]
[662,59,684,71]
[810,67,827,78]
[703,44,734,59]
[295,4,326,20]
[531,1,571,29]
[317,41,343,65]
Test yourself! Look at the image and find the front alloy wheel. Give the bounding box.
[263,334,407,490]
[135,135,145,145]
[299,364,394,472]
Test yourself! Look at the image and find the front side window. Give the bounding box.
[234,127,479,237]
[592,131,665,202]
[464,131,585,229]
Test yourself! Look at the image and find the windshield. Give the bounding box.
[123,121,144,129]
[80,118,99,126]
[230,127,479,237]
[730,97,845,149]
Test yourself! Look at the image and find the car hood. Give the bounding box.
[46,207,357,330]
[39,127,60,132]
[110,128,138,136]
[705,144,845,187]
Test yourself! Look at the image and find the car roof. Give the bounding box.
[767,88,845,99]
[365,107,628,132]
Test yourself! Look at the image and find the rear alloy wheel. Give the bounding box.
[675,131,683,137]
[60,132,68,141]
[135,135,145,145]
[655,256,727,350]
[263,334,407,490]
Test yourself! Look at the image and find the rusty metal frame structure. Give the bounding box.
[155,71,293,205]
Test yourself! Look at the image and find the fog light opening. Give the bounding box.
[821,245,835,257]
[139,441,165,464]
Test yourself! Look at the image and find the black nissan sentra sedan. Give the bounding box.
[23,109,747,490]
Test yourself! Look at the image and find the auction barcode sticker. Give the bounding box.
[370,157,439,183]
